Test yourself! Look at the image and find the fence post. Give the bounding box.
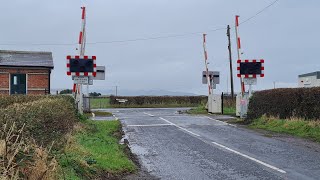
[221,92,224,114]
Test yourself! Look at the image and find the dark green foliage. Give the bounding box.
[0,95,75,109]
[247,87,320,122]
[0,95,77,146]
[89,92,101,97]
[60,89,73,94]
[109,96,207,107]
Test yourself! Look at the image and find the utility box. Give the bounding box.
[236,93,249,117]
[208,94,222,114]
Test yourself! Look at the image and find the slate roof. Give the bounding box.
[298,71,320,79]
[0,50,54,68]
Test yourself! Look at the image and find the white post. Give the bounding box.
[249,84,252,98]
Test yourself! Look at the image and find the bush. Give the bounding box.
[0,95,74,109]
[247,87,320,122]
[0,96,77,146]
[60,89,73,94]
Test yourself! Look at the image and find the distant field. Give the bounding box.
[90,97,111,109]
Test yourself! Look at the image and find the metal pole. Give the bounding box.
[116,86,118,97]
[227,25,234,99]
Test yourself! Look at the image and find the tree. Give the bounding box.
[89,92,101,97]
[59,89,73,94]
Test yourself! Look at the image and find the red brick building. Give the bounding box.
[0,50,54,95]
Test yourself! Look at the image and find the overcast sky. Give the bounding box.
[0,0,319,95]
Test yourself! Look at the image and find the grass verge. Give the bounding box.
[249,116,320,143]
[187,106,236,116]
[85,111,113,118]
[187,106,207,114]
[223,107,236,115]
[59,119,136,179]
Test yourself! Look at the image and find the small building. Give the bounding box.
[0,50,54,95]
[298,71,320,88]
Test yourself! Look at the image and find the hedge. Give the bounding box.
[247,87,320,122]
[109,96,207,106]
[0,95,74,109]
[0,96,77,146]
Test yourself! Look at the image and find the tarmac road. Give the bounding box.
[100,108,320,180]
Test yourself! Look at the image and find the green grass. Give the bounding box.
[187,105,236,115]
[85,111,113,118]
[249,116,320,142]
[223,107,236,115]
[59,120,136,179]
[90,98,111,109]
[187,106,208,114]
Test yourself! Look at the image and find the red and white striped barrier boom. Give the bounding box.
[72,6,87,93]
[202,34,213,95]
[79,6,86,56]
[235,15,245,94]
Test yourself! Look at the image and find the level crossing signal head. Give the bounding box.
[70,59,93,72]
[66,55,97,76]
[237,59,264,78]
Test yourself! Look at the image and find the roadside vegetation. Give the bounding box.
[249,116,320,142]
[58,119,136,179]
[246,88,320,143]
[187,105,236,115]
[0,95,136,179]
[90,96,207,108]
[187,105,208,114]
[85,111,113,118]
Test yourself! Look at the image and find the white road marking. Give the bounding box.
[113,115,119,120]
[143,112,155,117]
[207,117,237,127]
[211,142,286,174]
[127,124,173,127]
[159,117,201,137]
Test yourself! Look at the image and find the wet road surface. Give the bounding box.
[99,108,320,180]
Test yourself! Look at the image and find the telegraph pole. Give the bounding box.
[115,86,118,97]
[227,25,234,98]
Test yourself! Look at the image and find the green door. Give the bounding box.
[10,74,26,95]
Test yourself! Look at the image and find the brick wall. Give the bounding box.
[0,67,51,95]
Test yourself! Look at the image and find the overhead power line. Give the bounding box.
[0,0,280,46]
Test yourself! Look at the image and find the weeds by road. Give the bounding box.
[187,106,207,114]
[249,116,320,143]
[187,106,236,115]
[85,111,113,118]
[59,119,136,179]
